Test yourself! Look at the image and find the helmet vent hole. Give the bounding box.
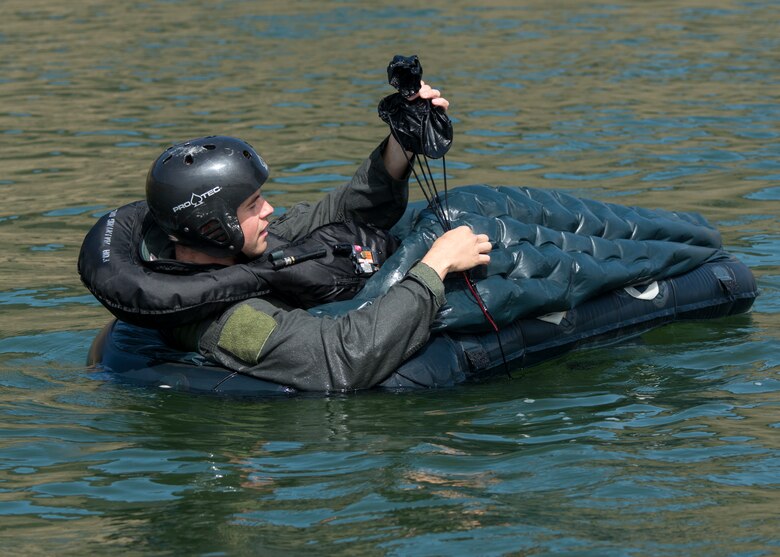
[242,150,251,159]
[204,144,216,150]
[199,220,229,243]
[184,154,194,165]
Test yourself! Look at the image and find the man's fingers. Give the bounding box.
[431,97,449,110]
[407,80,450,110]
[475,234,491,250]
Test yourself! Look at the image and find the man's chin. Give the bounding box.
[244,243,266,259]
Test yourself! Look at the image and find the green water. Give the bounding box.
[1,1,778,555]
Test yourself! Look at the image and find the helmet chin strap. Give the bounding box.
[173,242,238,266]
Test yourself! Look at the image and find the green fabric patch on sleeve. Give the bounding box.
[217,304,277,364]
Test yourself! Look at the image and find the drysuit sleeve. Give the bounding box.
[194,263,445,392]
[268,136,410,240]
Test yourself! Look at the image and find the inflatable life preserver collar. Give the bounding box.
[78,201,272,329]
[78,202,398,329]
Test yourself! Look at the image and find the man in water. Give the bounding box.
[142,83,492,391]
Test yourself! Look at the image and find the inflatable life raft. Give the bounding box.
[87,255,757,395]
[84,185,759,395]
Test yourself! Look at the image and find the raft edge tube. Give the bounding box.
[87,257,758,396]
[92,320,295,396]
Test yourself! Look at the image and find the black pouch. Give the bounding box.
[378,54,453,159]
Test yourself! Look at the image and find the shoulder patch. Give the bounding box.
[217,304,277,364]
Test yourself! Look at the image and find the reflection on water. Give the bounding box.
[0,0,778,554]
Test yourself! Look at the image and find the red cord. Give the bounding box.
[461,272,499,332]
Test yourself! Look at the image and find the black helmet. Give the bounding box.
[145,136,269,258]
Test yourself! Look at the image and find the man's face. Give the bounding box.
[236,190,274,259]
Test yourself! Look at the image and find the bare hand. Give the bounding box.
[408,80,449,111]
[421,226,492,280]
